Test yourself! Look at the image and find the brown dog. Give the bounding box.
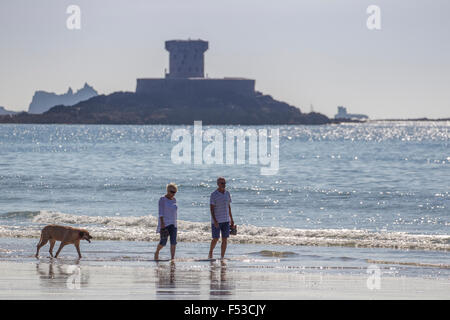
[35,225,92,259]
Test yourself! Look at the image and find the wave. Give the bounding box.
[367,259,450,269]
[0,210,449,251]
[0,211,41,219]
[251,250,298,257]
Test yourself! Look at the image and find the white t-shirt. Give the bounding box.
[210,189,232,223]
[157,196,177,232]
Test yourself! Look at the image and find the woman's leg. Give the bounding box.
[154,244,164,260]
[168,225,177,260]
[170,245,176,260]
[155,228,169,260]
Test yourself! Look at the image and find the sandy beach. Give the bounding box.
[0,260,448,300]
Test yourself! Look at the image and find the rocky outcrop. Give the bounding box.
[1,90,330,125]
[28,83,98,114]
[0,106,17,115]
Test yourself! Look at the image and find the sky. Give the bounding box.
[1,0,449,119]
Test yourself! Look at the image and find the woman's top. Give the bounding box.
[156,196,177,232]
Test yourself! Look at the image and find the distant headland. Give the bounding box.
[28,83,98,114]
[0,40,329,125]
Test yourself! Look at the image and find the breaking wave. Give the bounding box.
[0,210,449,251]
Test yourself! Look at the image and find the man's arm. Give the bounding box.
[229,204,234,226]
[210,204,219,228]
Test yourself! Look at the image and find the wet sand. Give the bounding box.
[0,261,448,299]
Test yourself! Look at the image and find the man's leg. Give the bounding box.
[209,238,219,259]
[209,223,221,258]
[220,222,230,259]
[221,237,228,259]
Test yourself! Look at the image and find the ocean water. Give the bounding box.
[0,122,449,278]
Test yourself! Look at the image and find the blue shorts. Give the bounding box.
[212,222,230,239]
[159,224,177,246]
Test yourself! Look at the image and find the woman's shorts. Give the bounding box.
[159,224,177,246]
[211,222,230,239]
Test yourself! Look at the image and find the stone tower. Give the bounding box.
[165,40,208,78]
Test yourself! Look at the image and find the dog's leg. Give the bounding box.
[74,241,82,259]
[35,238,48,258]
[35,232,43,258]
[54,242,67,258]
[49,239,56,257]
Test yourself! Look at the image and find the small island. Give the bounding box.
[0,39,330,125]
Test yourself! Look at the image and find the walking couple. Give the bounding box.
[154,177,235,261]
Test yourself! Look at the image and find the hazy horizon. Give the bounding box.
[1,0,449,119]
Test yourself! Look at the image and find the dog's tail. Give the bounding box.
[36,230,44,247]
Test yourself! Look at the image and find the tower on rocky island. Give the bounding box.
[136,39,255,97]
[165,40,208,78]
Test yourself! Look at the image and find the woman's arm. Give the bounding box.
[159,198,166,229]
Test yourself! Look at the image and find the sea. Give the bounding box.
[0,122,448,279]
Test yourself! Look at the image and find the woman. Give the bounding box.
[154,183,178,260]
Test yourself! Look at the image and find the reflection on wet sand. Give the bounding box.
[155,261,201,298]
[209,260,233,298]
[0,258,440,299]
[152,260,236,298]
[155,261,176,293]
[35,260,89,290]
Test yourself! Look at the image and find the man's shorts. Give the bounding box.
[211,222,230,239]
[159,224,177,246]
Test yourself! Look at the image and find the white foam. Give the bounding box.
[0,210,448,251]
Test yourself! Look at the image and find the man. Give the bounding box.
[209,177,234,259]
